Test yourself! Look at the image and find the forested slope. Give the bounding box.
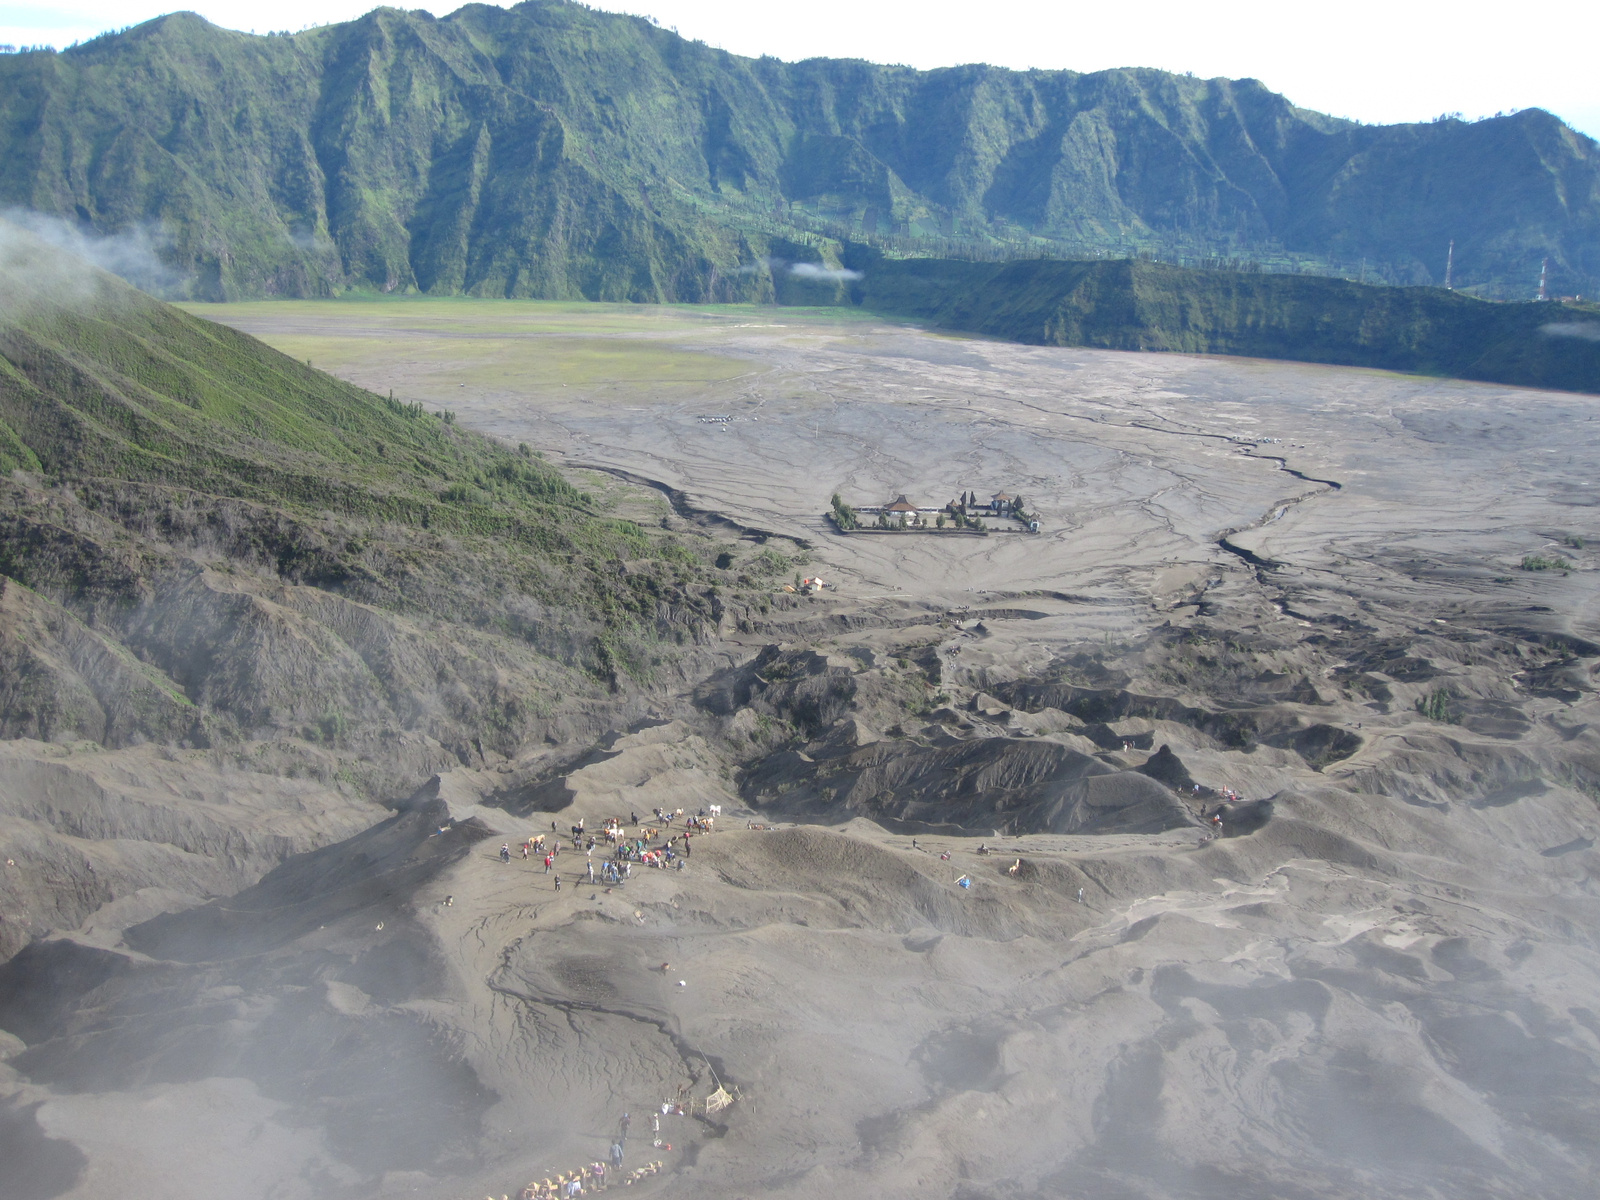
[842,251,1600,392]
[1,1,1595,300]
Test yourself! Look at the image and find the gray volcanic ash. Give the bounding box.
[3,297,1600,1200]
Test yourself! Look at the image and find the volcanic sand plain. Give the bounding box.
[197,297,1600,627]
[22,298,1593,1200]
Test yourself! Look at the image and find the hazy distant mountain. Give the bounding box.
[2,1,1595,301]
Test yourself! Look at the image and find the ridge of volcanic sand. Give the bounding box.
[411,770,1600,1200]
[0,223,770,964]
[0,225,736,659]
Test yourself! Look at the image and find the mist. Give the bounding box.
[1544,320,1600,341]
[787,262,863,282]
[730,257,865,281]
[0,209,187,306]
[283,228,335,255]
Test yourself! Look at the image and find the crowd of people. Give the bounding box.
[495,808,719,889]
[478,814,725,1197]
[491,1107,685,1198]
[1196,787,1241,844]
[507,1159,663,1197]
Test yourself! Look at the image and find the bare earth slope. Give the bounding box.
[2,296,1599,1200]
[0,234,765,966]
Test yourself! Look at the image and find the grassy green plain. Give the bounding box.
[180,299,883,400]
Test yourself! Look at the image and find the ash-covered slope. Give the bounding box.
[1,2,1595,298]
[1,509,1598,1200]
[0,787,497,1192]
[4,231,1600,1200]
[0,224,754,962]
[707,645,1195,834]
[749,735,1194,835]
[2,673,1597,1200]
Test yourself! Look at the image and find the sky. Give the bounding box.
[3,0,1597,140]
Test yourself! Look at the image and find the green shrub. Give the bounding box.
[1415,687,1459,723]
[1521,554,1570,571]
[751,548,789,574]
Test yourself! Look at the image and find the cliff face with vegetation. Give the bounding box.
[1,1,1596,301]
[843,251,1600,393]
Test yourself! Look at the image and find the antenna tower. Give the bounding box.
[1444,240,1454,289]
[1537,258,1549,302]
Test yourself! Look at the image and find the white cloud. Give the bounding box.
[0,208,185,300]
[1543,322,1600,342]
[789,262,863,282]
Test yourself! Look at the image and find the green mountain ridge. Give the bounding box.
[841,251,1600,393]
[2,1,1596,301]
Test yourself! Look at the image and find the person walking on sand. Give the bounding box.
[544,853,553,874]
[500,843,511,864]
[554,874,562,892]
[620,1112,631,1142]
[587,861,595,884]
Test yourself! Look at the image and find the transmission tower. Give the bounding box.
[1538,258,1549,301]
[1444,240,1454,289]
